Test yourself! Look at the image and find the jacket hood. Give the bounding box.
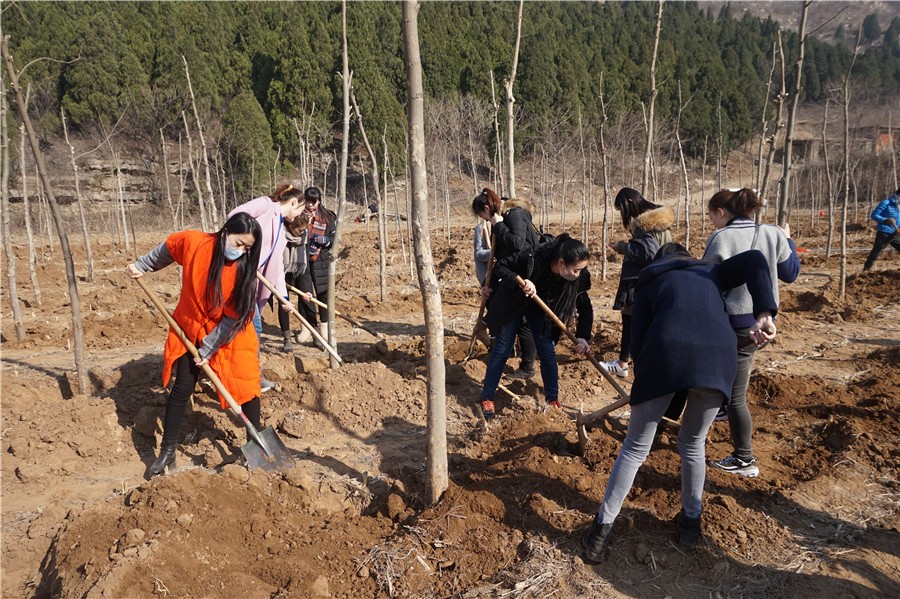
[632,206,675,234]
[502,198,534,215]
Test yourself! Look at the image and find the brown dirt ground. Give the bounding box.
[2,215,898,598]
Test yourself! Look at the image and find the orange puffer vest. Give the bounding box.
[161,231,260,407]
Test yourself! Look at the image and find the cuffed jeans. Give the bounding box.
[481,311,557,402]
[597,388,724,523]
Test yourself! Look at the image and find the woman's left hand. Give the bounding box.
[194,356,209,367]
[573,337,589,355]
[521,279,536,297]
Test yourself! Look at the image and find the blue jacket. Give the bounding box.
[629,250,777,406]
[871,195,900,234]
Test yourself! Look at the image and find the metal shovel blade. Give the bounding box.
[240,426,294,472]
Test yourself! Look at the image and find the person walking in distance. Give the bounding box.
[863,189,900,271]
[702,188,799,478]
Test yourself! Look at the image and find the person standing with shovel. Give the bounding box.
[479,233,593,420]
[126,213,264,477]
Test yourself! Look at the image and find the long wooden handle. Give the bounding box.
[515,275,630,402]
[255,272,343,364]
[287,284,329,310]
[133,276,273,456]
[287,284,384,340]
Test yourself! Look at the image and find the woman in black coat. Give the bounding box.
[480,234,593,420]
[475,188,540,379]
[581,243,776,562]
[296,186,337,344]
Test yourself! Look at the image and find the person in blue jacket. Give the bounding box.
[581,243,777,563]
[863,189,900,271]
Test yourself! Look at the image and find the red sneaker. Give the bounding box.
[547,400,561,409]
[480,399,495,420]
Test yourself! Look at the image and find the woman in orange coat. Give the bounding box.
[126,212,263,476]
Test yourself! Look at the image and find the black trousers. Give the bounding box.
[864,230,900,270]
[162,353,260,444]
[296,267,329,324]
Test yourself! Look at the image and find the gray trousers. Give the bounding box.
[598,388,724,523]
[727,331,759,462]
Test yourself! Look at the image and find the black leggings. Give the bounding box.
[297,267,329,324]
[278,272,304,333]
[619,313,633,362]
[162,353,261,443]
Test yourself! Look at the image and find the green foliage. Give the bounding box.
[4,0,899,169]
[222,89,274,196]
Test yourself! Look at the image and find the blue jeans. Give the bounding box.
[597,388,724,523]
[481,311,558,402]
[252,303,263,359]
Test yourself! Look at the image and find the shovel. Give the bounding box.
[514,276,631,454]
[134,276,294,472]
[255,272,343,365]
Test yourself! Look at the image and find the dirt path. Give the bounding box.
[2,222,898,598]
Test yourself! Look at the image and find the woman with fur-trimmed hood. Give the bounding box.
[604,188,675,378]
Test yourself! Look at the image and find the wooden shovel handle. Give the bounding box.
[514,275,629,402]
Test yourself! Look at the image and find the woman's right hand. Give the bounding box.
[480,285,491,300]
[490,212,503,225]
[749,312,776,345]
[125,263,144,279]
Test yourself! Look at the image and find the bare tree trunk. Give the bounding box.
[598,73,612,281]
[716,97,723,191]
[327,0,352,369]
[3,36,88,394]
[778,1,810,227]
[579,110,588,240]
[490,71,504,196]
[822,99,836,257]
[182,55,218,225]
[390,165,408,265]
[505,0,524,197]
[1,67,25,340]
[108,141,131,253]
[60,106,94,282]
[178,133,186,228]
[19,124,41,306]
[380,128,390,299]
[641,0,664,200]
[350,86,388,300]
[839,29,861,299]
[756,40,778,194]
[675,82,693,248]
[402,0,447,505]
[159,128,176,229]
[761,32,787,223]
[890,113,898,191]
[182,110,208,231]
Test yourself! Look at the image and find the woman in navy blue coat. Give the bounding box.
[581,243,777,562]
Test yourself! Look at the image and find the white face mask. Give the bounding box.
[224,246,244,261]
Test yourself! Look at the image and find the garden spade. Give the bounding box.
[134,277,294,472]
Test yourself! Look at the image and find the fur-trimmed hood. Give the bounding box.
[501,197,534,215]
[632,206,675,234]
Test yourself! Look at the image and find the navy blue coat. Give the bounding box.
[629,250,777,405]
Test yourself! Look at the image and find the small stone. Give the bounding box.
[122,547,138,558]
[736,529,747,542]
[222,463,251,483]
[123,528,145,548]
[357,566,369,578]
[634,542,651,564]
[176,513,193,528]
[311,575,330,597]
[438,560,455,570]
[165,500,179,512]
[385,493,406,521]
[575,476,592,493]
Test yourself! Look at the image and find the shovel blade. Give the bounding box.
[241,426,294,472]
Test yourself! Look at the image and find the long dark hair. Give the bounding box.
[614,187,661,230]
[534,233,590,329]
[205,212,262,329]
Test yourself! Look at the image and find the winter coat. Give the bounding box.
[612,206,675,313]
[629,250,776,406]
[228,196,288,308]
[488,199,540,288]
[161,231,260,407]
[702,217,799,329]
[485,240,593,343]
[306,205,338,290]
[871,195,900,234]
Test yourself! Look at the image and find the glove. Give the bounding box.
[312,234,330,246]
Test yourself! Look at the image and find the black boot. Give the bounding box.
[149,440,177,477]
[281,331,294,352]
[581,517,614,563]
[675,510,702,549]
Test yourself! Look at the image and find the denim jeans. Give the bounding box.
[481,311,558,402]
[252,303,263,358]
[597,388,724,523]
[727,329,759,462]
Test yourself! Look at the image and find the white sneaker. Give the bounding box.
[602,360,629,378]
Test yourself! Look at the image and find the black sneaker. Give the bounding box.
[674,510,702,549]
[581,518,614,563]
[507,367,536,380]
